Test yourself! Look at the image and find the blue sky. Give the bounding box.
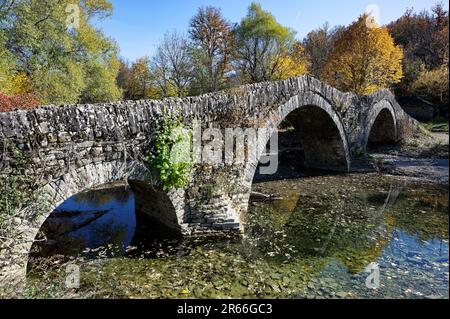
[98,0,448,61]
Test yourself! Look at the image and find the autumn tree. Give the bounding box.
[322,14,403,95]
[0,0,121,106]
[151,32,193,97]
[302,23,344,79]
[116,60,132,98]
[273,41,309,80]
[189,6,234,94]
[234,3,297,84]
[411,65,448,107]
[128,56,153,99]
[388,3,449,114]
[0,40,16,94]
[389,4,448,72]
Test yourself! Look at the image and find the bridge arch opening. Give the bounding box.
[367,108,398,150]
[242,102,351,235]
[252,104,350,183]
[279,105,350,172]
[26,179,182,275]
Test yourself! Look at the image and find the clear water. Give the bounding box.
[30,185,136,258]
[27,174,449,299]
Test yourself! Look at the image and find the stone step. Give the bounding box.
[196,204,228,211]
[206,217,236,224]
[204,213,229,219]
[212,222,241,230]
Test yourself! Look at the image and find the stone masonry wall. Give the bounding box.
[0,75,419,285]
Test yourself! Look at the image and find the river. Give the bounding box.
[26,172,448,299]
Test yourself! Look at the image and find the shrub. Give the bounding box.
[0,92,40,112]
[145,115,193,191]
[411,65,449,107]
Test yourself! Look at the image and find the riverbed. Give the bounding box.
[26,173,449,299]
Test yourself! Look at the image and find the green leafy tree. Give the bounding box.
[0,41,16,94]
[234,2,296,83]
[29,60,86,105]
[81,54,122,103]
[0,0,121,105]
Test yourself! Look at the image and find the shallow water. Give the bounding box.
[27,174,449,299]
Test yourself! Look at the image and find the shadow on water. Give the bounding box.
[28,183,240,269]
[28,184,136,263]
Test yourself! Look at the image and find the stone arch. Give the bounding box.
[244,93,351,185]
[364,101,398,151]
[3,159,184,285]
[128,180,186,239]
[236,93,351,222]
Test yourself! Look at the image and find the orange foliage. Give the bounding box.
[0,92,40,112]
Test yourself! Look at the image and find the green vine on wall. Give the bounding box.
[145,114,193,191]
[0,138,38,246]
[0,140,33,214]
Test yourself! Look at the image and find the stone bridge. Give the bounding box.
[0,76,418,284]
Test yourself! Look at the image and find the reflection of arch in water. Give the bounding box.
[273,183,403,273]
[6,160,186,285]
[28,182,134,271]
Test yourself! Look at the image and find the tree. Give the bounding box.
[0,41,16,94]
[302,23,344,79]
[0,92,40,112]
[234,2,296,83]
[125,56,155,100]
[388,3,449,113]
[0,0,121,105]
[116,59,132,99]
[388,4,448,72]
[189,6,234,94]
[151,32,193,98]
[273,41,309,80]
[411,65,448,107]
[29,60,86,105]
[80,54,122,103]
[322,14,403,95]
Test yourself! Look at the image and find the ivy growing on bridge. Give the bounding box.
[145,114,193,191]
[0,139,39,280]
[0,140,34,218]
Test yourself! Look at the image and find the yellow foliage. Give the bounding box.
[145,86,163,100]
[322,14,403,95]
[274,42,309,80]
[10,73,31,94]
[411,65,449,105]
[0,70,31,95]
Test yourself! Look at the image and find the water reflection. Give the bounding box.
[30,184,136,260]
[27,175,449,299]
[248,175,449,298]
